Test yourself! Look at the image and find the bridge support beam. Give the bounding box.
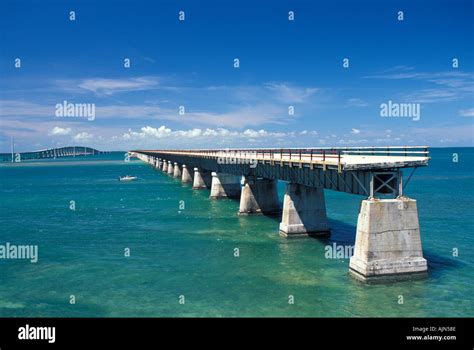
[156,159,162,169]
[162,160,168,172]
[173,163,182,178]
[192,168,211,189]
[238,177,280,215]
[210,172,241,199]
[167,161,174,175]
[349,198,427,280]
[279,183,329,237]
[181,165,193,183]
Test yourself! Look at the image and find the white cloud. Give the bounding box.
[243,129,266,138]
[121,125,303,141]
[1,78,324,132]
[347,98,368,107]
[0,100,54,117]
[0,99,287,128]
[140,125,172,138]
[76,77,159,95]
[402,88,460,103]
[365,68,474,104]
[73,132,93,141]
[338,138,369,145]
[459,108,474,117]
[365,69,471,82]
[264,82,319,103]
[175,128,203,138]
[202,128,238,137]
[182,105,288,128]
[49,126,71,135]
[96,103,289,128]
[299,130,318,136]
[351,128,361,134]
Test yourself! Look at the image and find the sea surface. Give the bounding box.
[0,148,473,317]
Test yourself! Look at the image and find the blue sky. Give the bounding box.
[0,0,473,152]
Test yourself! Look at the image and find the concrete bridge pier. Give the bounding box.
[210,172,241,199]
[173,163,182,178]
[167,161,174,175]
[192,168,211,189]
[238,177,280,215]
[156,159,162,169]
[349,198,428,280]
[181,165,193,183]
[279,183,329,237]
[162,160,168,172]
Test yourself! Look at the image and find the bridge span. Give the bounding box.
[1,146,103,162]
[130,146,430,281]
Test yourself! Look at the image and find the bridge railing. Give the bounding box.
[140,146,430,168]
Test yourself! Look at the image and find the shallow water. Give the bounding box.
[0,148,472,317]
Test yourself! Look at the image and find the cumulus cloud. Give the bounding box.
[121,125,306,141]
[140,125,172,138]
[299,130,318,136]
[73,132,93,141]
[351,128,361,134]
[49,126,71,135]
[242,129,286,138]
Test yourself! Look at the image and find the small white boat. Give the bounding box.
[119,175,137,182]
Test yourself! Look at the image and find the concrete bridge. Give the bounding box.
[1,146,102,162]
[130,146,430,281]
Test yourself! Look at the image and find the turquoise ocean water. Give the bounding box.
[0,148,472,317]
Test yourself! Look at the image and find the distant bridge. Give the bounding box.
[131,146,430,281]
[1,146,103,162]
